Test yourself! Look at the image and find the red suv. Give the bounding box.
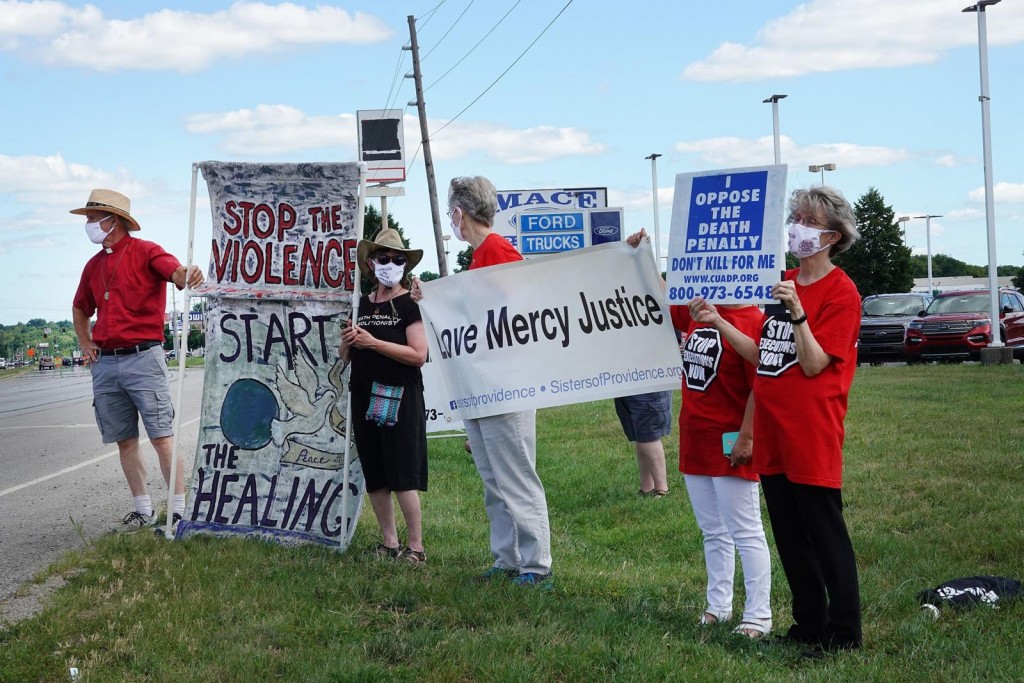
[904,289,1024,362]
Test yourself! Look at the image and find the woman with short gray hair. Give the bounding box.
[447,176,498,229]
[412,175,553,588]
[688,185,864,655]
[788,186,860,257]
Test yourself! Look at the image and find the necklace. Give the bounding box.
[101,241,133,301]
[371,287,402,315]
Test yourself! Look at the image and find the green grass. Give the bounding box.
[3,364,1024,681]
[166,356,206,368]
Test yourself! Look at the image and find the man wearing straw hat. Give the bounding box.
[71,189,205,527]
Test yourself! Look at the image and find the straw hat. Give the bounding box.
[356,228,423,271]
[69,189,141,231]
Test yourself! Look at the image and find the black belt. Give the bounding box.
[100,341,162,357]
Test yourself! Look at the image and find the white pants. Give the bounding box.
[464,410,552,575]
[684,474,772,623]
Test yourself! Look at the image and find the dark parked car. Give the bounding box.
[858,292,932,365]
[904,289,1024,362]
[38,355,55,370]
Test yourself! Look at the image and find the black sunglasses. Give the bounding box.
[372,254,408,266]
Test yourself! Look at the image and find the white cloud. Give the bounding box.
[0,153,153,250]
[934,154,977,168]
[968,182,1024,203]
[946,207,985,221]
[0,235,58,255]
[0,2,391,72]
[608,187,674,212]
[187,107,606,164]
[673,135,911,168]
[0,1,99,44]
[683,0,1024,82]
[186,106,357,155]
[431,122,606,164]
[0,153,143,207]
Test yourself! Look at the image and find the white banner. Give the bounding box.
[667,164,788,305]
[421,360,464,433]
[418,241,682,420]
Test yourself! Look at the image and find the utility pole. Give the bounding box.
[405,15,448,277]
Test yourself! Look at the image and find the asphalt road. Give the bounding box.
[0,364,205,602]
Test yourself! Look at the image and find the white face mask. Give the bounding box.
[787,222,835,259]
[85,215,115,244]
[374,262,405,288]
[449,207,464,242]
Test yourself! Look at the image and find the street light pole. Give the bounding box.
[915,215,942,295]
[808,163,836,186]
[963,0,1003,349]
[762,94,787,165]
[644,153,663,269]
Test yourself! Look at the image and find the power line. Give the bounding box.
[416,0,448,29]
[432,0,574,137]
[426,0,523,92]
[421,0,476,62]
[381,49,408,114]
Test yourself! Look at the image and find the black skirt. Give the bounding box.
[349,382,428,492]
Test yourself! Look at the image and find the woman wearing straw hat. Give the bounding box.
[340,227,429,564]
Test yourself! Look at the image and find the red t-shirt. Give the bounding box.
[753,267,860,488]
[73,235,182,349]
[671,305,762,481]
[469,233,523,269]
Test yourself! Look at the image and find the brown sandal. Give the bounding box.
[401,547,427,565]
[374,542,402,558]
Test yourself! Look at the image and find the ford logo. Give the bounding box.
[874,331,888,336]
[593,225,618,236]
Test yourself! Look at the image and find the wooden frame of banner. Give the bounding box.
[341,163,368,548]
[161,164,200,539]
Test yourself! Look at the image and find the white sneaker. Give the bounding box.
[122,510,157,527]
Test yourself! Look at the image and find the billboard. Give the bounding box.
[494,187,607,250]
[357,109,406,184]
[516,207,625,256]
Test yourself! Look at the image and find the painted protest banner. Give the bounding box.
[666,165,787,305]
[495,187,607,250]
[178,162,365,549]
[418,241,682,420]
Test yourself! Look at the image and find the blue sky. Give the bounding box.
[2,0,1023,325]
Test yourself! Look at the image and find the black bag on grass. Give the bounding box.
[917,576,1023,610]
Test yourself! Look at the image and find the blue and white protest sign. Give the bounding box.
[667,165,787,305]
[418,241,682,420]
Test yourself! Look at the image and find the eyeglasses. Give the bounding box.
[372,254,408,266]
[788,213,830,229]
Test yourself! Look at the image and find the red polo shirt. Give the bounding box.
[73,235,182,349]
[469,233,523,269]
